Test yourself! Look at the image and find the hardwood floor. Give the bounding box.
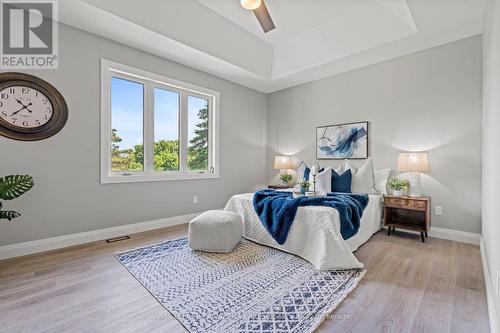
[0,225,489,333]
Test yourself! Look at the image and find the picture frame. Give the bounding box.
[316,121,369,159]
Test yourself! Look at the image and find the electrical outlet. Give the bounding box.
[496,271,499,296]
[435,206,443,216]
[193,196,198,204]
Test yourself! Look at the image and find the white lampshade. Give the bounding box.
[274,155,293,170]
[241,0,261,10]
[396,152,430,173]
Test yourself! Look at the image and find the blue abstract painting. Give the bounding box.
[317,121,368,159]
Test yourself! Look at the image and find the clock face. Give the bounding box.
[0,85,54,129]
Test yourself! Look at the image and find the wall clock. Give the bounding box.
[0,73,68,141]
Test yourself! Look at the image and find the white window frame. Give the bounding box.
[100,59,220,184]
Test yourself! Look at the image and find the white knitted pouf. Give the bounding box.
[188,210,243,253]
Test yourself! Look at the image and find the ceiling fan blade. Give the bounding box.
[253,0,275,33]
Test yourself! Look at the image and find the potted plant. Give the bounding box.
[298,179,310,195]
[279,172,293,186]
[0,175,34,222]
[388,177,408,197]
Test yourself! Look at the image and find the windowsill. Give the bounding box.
[101,172,219,184]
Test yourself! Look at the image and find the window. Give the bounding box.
[101,59,219,183]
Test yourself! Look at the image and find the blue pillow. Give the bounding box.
[331,169,352,193]
[306,167,324,181]
[303,166,311,181]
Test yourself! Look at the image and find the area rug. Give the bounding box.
[115,238,364,333]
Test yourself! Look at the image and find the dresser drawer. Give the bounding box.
[385,198,427,211]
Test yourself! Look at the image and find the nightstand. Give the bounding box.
[384,196,431,242]
[268,184,292,190]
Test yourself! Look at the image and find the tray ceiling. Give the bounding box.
[59,0,486,93]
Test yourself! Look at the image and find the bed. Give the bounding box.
[224,192,384,270]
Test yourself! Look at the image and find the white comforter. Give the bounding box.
[224,193,383,270]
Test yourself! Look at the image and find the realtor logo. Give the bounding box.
[1,0,58,69]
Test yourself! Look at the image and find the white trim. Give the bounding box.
[100,59,220,184]
[481,239,499,333]
[101,172,219,184]
[0,212,200,261]
[427,226,481,245]
[382,225,481,245]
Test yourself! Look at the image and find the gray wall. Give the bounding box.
[483,0,500,316]
[267,36,482,234]
[0,24,267,245]
[0,24,484,245]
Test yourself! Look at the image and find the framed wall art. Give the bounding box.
[316,121,368,159]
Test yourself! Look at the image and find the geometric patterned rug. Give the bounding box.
[115,238,365,333]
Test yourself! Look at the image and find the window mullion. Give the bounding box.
[180,92,188,173]
[144,83,154,173]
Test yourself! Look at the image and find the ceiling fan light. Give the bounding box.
[241,0,261,10]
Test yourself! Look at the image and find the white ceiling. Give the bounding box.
[59,0,486,93]
[197,0,364,46]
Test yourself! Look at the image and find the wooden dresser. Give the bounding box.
[384,196,431,242]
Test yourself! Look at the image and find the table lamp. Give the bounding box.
[274,155,293,184]
[396,152,430,197]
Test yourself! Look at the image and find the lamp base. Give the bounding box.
[407,172,422,197]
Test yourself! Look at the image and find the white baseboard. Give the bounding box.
[382,225,481,245]
[0,212,200,261]
[481,239,499,333]
[428,226,481,245]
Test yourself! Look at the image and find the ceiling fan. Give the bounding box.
[240,0,276,33]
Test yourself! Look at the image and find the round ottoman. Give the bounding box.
[188,210,243,252]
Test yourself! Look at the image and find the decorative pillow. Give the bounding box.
[374,168,391,195]
[297,161,310,181]
[308,165,341,191]
[331,169,352,193]
[344,158,377,194]
[303,167,311,181]
[309,167,332,192]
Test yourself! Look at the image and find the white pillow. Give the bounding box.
[297,161,308,181]
[374,168,391,195]
[308,167,332,192]
[344,158,377,194]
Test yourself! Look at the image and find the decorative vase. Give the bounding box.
[300,186,306,195]
[392,189,403,197]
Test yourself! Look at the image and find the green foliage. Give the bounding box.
[0,209,21,221]
[111,106,209,172]
[154,140,179,171]
[0,175,34,200]
[299,179,310,189]
[188,107,209,170]
[111,129,144,171]
[0,175,34,222]
[280,172,293,184]
[388,177,409,191]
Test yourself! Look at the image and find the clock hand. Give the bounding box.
[15,98,26,106]
[10,104,31,116]
[11,106,27,116]
[24,102,33,113]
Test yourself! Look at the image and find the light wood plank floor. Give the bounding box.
[0,225,489,333]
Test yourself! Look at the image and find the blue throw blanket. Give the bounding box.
[253,190,369,245]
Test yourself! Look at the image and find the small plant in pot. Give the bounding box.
[298,179,310,195]
[388,177,409,197]
[0,175,34,222]
[279,172,293,186]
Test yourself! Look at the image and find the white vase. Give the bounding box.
[392,189,403,197]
